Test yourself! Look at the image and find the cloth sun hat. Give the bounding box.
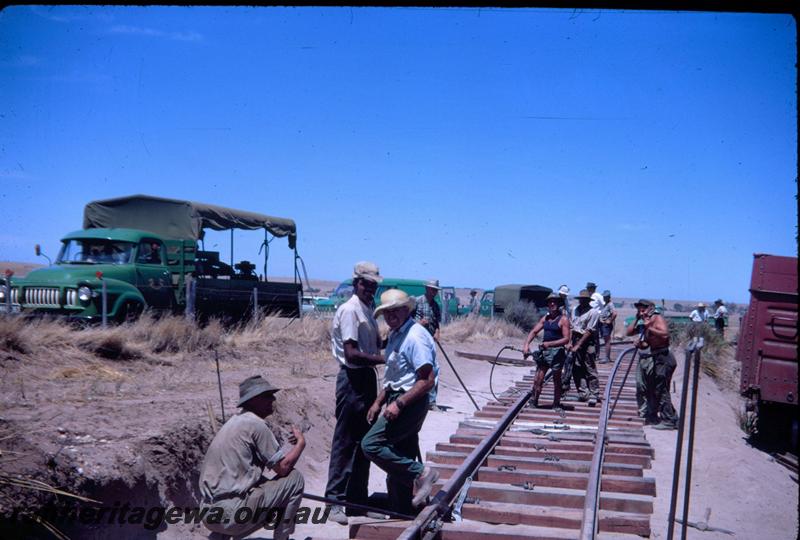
[586,282,597,289]
[425,279,441,290]
[558,285,570,296]
[634,299,655,308]
[602,290,611,297]
[714,299,724,305]
[352,261,383,283]
[697,302,706,308]
[574,289,593,300]
[374,289,417,318]
[238,375,280,407]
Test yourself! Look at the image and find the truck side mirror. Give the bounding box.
[35,244,41,256]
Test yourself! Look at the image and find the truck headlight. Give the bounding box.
[78,286,92,302]
[0,285,6,301]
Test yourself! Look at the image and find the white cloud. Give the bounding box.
[107,25,202,42]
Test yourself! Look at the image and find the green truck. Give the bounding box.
[0,195,303,323]
[314,278,462,318]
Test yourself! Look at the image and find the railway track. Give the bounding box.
[350,344,654,540]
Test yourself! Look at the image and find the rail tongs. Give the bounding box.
[675,507,734,535]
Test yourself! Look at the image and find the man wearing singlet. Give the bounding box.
[522,293,571,410]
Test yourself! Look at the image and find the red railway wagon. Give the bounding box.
[736,253,798,445]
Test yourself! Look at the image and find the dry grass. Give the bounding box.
[0,313,331,366]
[226,315,330,350]
[443,315,525,342]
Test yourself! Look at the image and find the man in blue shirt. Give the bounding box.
[362,289,440,514]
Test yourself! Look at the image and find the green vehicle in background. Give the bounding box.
[0,195,303,323]
[314,278,461,318]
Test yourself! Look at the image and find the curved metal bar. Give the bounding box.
[579,346,637,540]
[397,390,532,540]
[608,347,640,420]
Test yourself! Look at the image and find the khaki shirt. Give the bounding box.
[199,411,286,501]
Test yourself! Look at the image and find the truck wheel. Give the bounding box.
[117,301,143,324]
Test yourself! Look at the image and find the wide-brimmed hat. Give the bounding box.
[574,289,592,300]
[634,299,655,309]
[586,282,597,289]
[374,289,417,318]
[469,289,478,295]
[238,375,280,407]
[352,261,383,283]
[424,279,441,290]
[714,299,724,305]
[602,290,611,297]
[558,285,570,296]
[697,302,706,308]
[545,293,564,306]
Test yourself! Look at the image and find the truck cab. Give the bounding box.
[1,228,173,322]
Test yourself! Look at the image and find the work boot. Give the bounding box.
[653,422,677,430]
[412,466,440,507]
[328,504,348,525]
[588,397,597,407]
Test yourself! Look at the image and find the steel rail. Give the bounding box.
[396,389,532,540]
[579,346,637,540]
[680,338,703,540]
[667,337,700,540]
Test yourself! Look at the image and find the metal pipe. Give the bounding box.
[608,347,639,419]
[215,349,226,423]
[435,339,480,411]
[579,346,636,540]
[681,338,704,539]
[667,338,699,540]
[301,492,415,521]
[397,390,531,540]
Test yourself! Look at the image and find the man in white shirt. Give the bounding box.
[567,290,602,406]
[689,303,709,323]
[713,299,728,337]
[324,262,386,525]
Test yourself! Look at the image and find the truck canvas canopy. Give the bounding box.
[83,194,297,248]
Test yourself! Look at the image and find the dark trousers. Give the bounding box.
[362,390,427,514]
[570,333,599,400]
[652,348,679,426]
[325,366,377,507]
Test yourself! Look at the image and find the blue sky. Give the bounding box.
[1,6,796,302]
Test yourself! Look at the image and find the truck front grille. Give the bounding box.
[24,287,61,307]
[66,289,78,306]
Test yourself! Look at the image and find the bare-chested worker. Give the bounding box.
[625,299,679,430]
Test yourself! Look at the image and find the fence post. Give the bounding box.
[253,287,258,321]
[96,271,107,328]
[3,270,13,315]
[186,275,195,321]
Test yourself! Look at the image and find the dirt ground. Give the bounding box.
[0,267,794,540]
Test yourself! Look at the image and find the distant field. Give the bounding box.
[1,260,738,315]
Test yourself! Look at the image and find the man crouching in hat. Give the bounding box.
[522,293,570,410]
[362,289,440,514]
[198,376,306,540]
